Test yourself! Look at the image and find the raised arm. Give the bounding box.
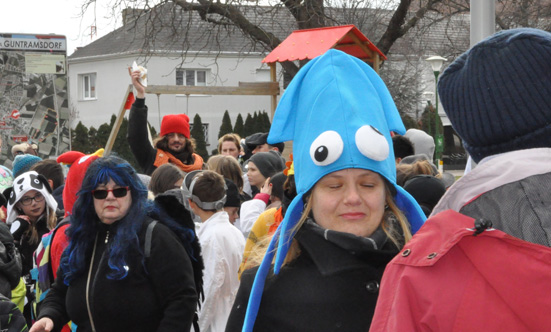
[127,69,157,174]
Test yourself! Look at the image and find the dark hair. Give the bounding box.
[191,171,225,210]
[269,172,287,201]
[31,159,64,190]
[149,163,184,196]
[154,135,195,163]
[60,156,151,284]
[392,135,414,160]
[269,142,285,153]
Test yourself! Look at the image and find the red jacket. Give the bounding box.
[370,209,551,332]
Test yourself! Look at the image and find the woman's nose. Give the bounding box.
[343,186,361,205]
[105,190,116,200]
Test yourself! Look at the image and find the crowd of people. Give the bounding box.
[0,27,545,331]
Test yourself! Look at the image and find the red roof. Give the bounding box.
[262,25,386,64]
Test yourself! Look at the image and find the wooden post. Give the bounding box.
[104,84,134,156]
[270,63,277,121]
[373,54,380,73]
[145,82,279,95]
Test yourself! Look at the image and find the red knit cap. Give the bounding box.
[161,114,190,138]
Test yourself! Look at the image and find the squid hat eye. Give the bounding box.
[309,131,343,166]
[355,125,389,161]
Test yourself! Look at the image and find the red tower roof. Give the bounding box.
[262,25,386,64]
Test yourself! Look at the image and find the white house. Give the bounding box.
[67,4,470,164]
[68,4,282,150]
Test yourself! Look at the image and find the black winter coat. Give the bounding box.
[127,98,163,175]
[11,214,50,277]
[0,223,21,298]
[39,220,198,332]
[226,221,400,332]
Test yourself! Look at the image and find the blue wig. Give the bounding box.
[60,156,151,284]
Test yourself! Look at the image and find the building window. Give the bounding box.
[190,122,209,145]
[176,69,207,86]
[81,73,97,100]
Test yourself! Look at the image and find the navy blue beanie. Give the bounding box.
[438,28,551,163]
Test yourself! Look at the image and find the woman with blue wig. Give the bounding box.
[225,50,426,331]
[30,156,200,332]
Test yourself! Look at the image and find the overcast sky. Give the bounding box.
[3,0,119,55]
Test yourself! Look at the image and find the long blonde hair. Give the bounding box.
[22,206,57,244]
[243,181,412,271]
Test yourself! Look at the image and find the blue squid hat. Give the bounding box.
[242,49,426,331]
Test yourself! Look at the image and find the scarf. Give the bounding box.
[154,150,203,173]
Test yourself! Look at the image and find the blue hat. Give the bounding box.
[438,28,551,162]
[242,49,426,330]
[12,154,42,178]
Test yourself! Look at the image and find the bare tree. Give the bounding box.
[78,0,453,77]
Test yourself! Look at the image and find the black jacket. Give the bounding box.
[154,189,204,301]
[0,223,22,298]
[226,221,400,332]
[39,219,198,332]
[127,98,162,175]
[11,214,50,277]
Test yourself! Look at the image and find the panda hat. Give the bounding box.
[5,171,58,224]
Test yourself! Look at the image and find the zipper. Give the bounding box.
[86,233,99,332]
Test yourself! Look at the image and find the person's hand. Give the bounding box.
[10,215,30,241]
[260,177,272,195]
[128,67,146,99]
[15,215,30,224]
[29,318,54,332]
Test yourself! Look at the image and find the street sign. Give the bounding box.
[10,110,20,119]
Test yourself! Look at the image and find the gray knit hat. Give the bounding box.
[438,28,551,163]
[249,151,285,179]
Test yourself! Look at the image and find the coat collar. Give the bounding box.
[432,148,551,216]
[295,221,398,276]
[197,211,230,236]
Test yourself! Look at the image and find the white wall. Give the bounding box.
[68,53,278,151]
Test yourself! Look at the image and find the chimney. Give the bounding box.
[122,8,144,25]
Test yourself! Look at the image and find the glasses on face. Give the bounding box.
[19,192,45,206]
[92,187,130,200]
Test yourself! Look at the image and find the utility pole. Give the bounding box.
[470,2,495,47]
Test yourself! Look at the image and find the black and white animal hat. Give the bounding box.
[5,171,58,224]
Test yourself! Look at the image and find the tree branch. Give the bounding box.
[173,0,299,76]
[377,0,445,55]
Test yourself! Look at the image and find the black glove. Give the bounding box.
[10,218,30,243]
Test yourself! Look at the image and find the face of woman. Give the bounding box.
[247,162,266,188]
[93,179,132,225]
[221,141,240,159]
[17,190,46,222]
[311,168,386,238]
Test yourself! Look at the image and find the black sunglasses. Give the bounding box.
[92,187,129,200]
